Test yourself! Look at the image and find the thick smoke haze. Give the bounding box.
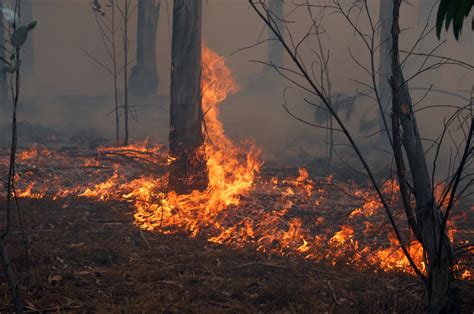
[1,0,472,165]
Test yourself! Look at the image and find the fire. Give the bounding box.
[330,225,355,246]
[17,182,46,199]
[131,46,261,235]
[4,46,472,282]
[79,166,120,201]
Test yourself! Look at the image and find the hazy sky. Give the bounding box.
[4,0,471,161]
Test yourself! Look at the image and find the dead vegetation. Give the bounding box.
[0,198,444,313]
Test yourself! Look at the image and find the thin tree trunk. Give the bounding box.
[168,0,207,194]
[123,0,130,146]
[390,2,458,312]
[0,0,8,107]
[267,0,284,67]
[129,0,161,97]
[111,3,120,147]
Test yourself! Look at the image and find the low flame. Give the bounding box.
[6,46,472,281]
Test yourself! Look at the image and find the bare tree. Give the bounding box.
[249,0,472,311]
[129,0,161,97]
[120,0,131,146]
[168,0,207,194]
[390,2,459,311]
[87,0,134,147]
[88,0,121,146]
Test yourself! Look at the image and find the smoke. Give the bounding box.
[1,0,471,170]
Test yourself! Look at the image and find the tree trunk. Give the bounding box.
[129,0,161,97]
[21,0,34,77]
[123,0,130,146]
[168,0,207,194]
[378,0,392,141]
[390,2,459,312]
[0,0,8,107]
[267,0,284,67]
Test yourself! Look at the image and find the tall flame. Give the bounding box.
[132,46,261,235]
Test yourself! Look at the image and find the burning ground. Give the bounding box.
[0,48,473,312]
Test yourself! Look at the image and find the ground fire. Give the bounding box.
[5,47,472,284]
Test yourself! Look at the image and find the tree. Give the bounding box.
[121,0,131,146]
[87,0,132,147]
[391,2,460,311]
[168,0,208,194]
[249,0,472,311]
[129,0,161,97]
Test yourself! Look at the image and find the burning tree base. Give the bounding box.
[168,146,209,195]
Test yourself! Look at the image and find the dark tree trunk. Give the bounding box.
[390,2,459,312]
[0,0,8,107]
[129,0,161,97]
[21,0,34,77]
[267,0,284,67]
[168,0,207,194]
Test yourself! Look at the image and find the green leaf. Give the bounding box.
[444,0,458,32]
[436,0,473,40]
[10,26,28,48]
[26,21,37,31]
[436,0,449,38]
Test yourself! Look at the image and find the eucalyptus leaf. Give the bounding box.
[436,0,473,39]
[11,26,28,48]
[26,21,37,31]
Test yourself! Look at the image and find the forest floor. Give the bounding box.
[0,195,472,313]
[0,137,472,313]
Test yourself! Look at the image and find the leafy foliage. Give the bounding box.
[436,0,473,40]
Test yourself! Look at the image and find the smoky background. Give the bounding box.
[0,0,471,171]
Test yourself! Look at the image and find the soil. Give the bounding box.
[1,197,472,313]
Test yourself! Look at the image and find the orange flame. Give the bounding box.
[6,46,471,282]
